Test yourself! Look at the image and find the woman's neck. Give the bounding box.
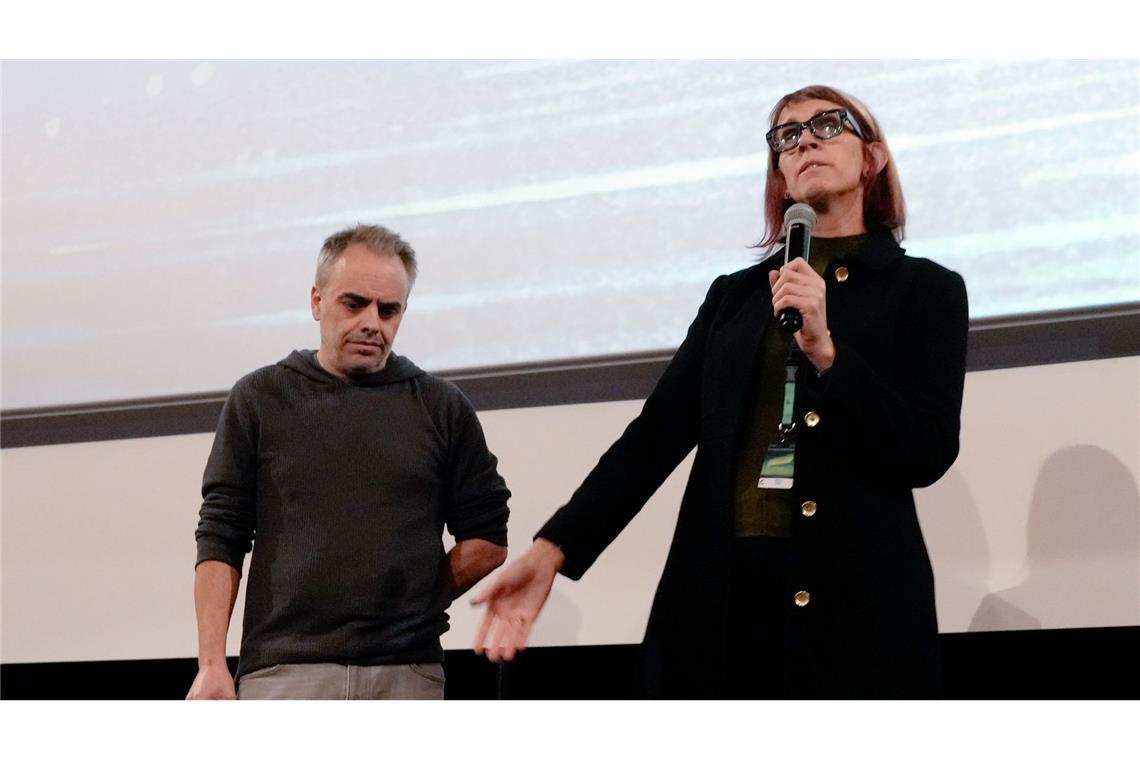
[805,188,866,237]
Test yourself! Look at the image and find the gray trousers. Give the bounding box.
[236,662,445,700]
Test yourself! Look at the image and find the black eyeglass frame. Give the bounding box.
[765,108,869,154]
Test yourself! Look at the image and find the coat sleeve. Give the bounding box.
[536,275,729,579]
[195,377,259,573]
[816,263,969,488]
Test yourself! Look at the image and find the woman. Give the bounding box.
[473,85,969,698]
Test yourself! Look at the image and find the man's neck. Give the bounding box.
[314,348,346,379]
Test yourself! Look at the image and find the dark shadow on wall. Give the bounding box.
[916,466,998,631]
[971,445,1140,632]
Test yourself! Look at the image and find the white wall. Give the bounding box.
[2,356,1137,664]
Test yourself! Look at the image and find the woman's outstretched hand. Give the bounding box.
[471,538,565,662]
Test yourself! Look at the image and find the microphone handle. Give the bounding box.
[778,221,811,334]
[778,306,802,333]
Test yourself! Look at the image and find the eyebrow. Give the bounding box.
[774,109,838,128]
[340,292,403,309]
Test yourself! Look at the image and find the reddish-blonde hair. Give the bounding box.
[757,85,906,251]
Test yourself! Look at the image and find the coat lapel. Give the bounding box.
[701,265,775,440]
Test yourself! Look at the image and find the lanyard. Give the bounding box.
[775,344,803,448]
[757,344,804,490]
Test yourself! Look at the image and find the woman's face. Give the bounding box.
[775,98,868,211]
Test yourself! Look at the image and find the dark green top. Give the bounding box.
[733,234,868,537]
[196,350,510,678]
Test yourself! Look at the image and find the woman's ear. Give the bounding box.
[864,142,889,178]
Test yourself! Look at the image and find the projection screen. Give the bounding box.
[4,59,1137,410]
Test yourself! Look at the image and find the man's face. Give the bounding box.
[311,243,410,377]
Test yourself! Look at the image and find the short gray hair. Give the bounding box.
[315,223,418,291]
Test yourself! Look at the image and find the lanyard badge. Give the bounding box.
[757,352,800,490]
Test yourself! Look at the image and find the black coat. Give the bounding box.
[538,230,969,698]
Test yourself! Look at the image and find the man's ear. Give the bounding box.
[310,285,322,322]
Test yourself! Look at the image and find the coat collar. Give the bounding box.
[758,227,904,276]
[845,228,905,272]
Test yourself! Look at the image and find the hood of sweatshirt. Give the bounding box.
[278,349,426,387]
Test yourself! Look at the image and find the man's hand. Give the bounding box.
[471,539,564,663]
[188,560,240,700]
[770,258,835,372]
[186,663,236,700]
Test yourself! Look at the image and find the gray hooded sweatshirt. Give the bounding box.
[196,350,510,678]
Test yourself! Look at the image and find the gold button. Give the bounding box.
[794,590,811,607]
[835,266,849,282]
[804,411,820,427]
[801,500,817,517]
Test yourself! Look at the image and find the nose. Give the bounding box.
[360,305,381,335]
[796,126,821,153]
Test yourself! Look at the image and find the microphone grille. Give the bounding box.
[783,202,817,231]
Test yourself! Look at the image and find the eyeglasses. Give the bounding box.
[766,108,868,154]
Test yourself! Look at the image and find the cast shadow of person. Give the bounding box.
[970,445,1140,632]
[916,466,996,631]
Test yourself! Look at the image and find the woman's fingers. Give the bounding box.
[487,612,527,663]
[473,606,495,656]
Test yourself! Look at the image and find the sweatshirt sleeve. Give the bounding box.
[195,376,259,573]
[442,388,511,546]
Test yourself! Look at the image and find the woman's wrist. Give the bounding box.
[532,538,566,572]
[806,336,836,373]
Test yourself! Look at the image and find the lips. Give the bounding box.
[799,161,828,175]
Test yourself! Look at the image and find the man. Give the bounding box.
[187,224,509,700]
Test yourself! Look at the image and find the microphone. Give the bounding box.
[778,203,817,334]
